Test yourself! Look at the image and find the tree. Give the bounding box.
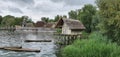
[21,16,33,23]
[1,15,15,27]
[96,0,120,43]
[0,15,2,25]
[63,15,67,18]
[41,17,49,23]
[68,10,77,19]
[78,4,97,33]
[48,19,54,22]
[91,12,101,31]
[54,15,62,22]
[14,17,24,26]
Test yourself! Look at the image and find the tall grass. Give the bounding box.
[61,32,120,57]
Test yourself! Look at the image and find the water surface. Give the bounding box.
[0,30,57,57]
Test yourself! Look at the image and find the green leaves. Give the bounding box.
[68,10,77,19]
[0,15,34,27]
[96,0,120,43]
[79,4,97,33]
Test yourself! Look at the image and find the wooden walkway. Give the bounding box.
[0,27,55,32]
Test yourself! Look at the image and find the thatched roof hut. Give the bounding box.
[55,18,85,34]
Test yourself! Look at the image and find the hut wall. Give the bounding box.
[71,30,81,34]
[62,23,71,34]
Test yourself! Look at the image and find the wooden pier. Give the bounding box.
[0,27,55,32]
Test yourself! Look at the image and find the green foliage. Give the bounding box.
[1,15,15,26]
[54,15,62,22]
[61,32,120,57]
[68,10,77,19]
[48,19,54,22]
[41,17,49,23]
[21,16,33,23]
[0,15,2,25]
[81,31,90,39]
[14,17,23,25]
[54,15,67,22]
[96,0,120,43]
[91,12,101,31]
[56,28,62,34]
[78,4,97,33]
[0,15,34,27]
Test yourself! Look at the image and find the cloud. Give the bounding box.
[29,3,63,13]
[3,0,35,7]
[51,0,95,6]
[0,0,96,22]
[7,7,23,14]
[0,10,2,13]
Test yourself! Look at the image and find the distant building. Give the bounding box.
[45,22,55,28]
[35,21,45,27]
[26,23,34,27]
[54,18,85,34]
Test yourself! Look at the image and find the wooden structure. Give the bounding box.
[0,46,22,49]
[0,46,40,52]
[35,21,45,27]
[55,18,85,34]
[26,23,34,27]
[4,48,40,52]
[25,40,52,42]
[45,22,55,28]
[55,34,81,46]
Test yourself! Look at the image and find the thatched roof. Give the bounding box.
[45,22,55,28]
[55,18,85,30]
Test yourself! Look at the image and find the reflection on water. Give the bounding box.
[0,30,57,57]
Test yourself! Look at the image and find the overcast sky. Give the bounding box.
[0,0,95,22]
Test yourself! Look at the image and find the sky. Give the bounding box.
[0,0,95,22]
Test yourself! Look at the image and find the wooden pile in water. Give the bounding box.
[0,46,40,52]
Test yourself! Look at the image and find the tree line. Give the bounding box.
[0,15,33,27]
[0,15,66,27]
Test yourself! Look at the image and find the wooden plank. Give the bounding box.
[0,46,22,49]
[4,48,40,52]
[25,40,52,42]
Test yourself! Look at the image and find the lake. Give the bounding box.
[0,30,57,57]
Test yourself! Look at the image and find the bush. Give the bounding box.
[81,31,90,39]
[56,28,62,34]
[61,32,120,57]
